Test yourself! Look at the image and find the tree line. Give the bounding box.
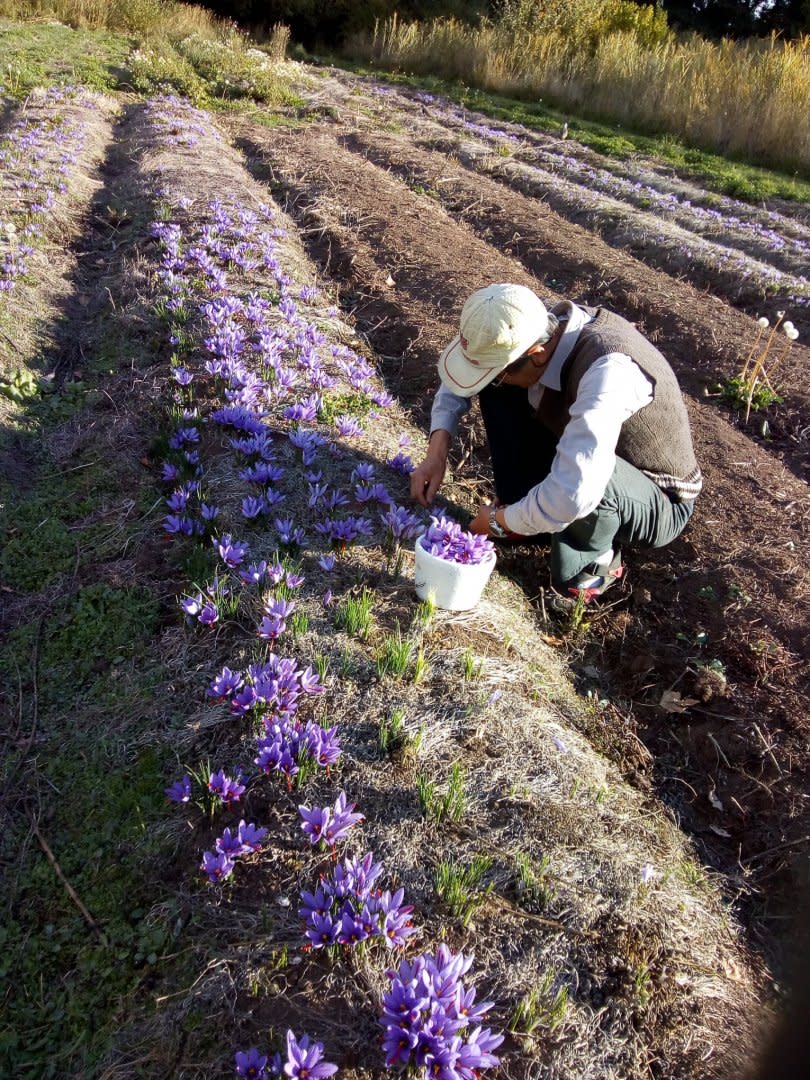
[196,0,810,46]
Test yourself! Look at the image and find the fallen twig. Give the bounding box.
[32,818,107,945]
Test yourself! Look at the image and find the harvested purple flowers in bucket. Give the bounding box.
[414,515,496,610]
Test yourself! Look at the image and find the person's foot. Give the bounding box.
[562,549,625,601]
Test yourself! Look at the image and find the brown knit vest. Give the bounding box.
[537,306,702,501]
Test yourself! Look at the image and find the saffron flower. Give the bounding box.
[298,791,363,848]
[207,665,243,699]
[283,1031,337,1080]
[238,820,268,852]
[276,517,305,546]
[216,827,244,857]
[201,850,235,883]
[208,770,245,806]
[387,450,414,475]
[299,851,415,953]
[165,775,191,803]
[420,516,494,566]
[215,533,249,568]
[379,945,503,1076]
[234,1047,267,1079]
[382,504,424,542]
[334,414,363,437]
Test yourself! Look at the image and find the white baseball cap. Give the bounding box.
[438,283,550,397]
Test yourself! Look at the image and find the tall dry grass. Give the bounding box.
[355,13,810,174]
[0,0,222,39]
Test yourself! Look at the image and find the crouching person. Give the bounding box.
[410,283,701,600]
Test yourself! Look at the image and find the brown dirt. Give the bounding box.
[229,113,810,964]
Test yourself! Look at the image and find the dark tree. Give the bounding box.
[756,0,810,35]
[640,0,809,36]
[195,1,487,46]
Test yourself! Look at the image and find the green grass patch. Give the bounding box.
[0,452,178,1076]
[129,32,302,109]
[0,18,131,96]
[0,454,140,592]
[0,739,178,1079]
[318,390,374,424]
[1,583,162,711]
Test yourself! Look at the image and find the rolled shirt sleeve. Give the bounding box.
[503,353,654,536]
[430,382,471,439]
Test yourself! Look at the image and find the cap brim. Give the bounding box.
[438,335,501,397]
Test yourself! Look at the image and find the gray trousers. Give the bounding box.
[478,382,696,588]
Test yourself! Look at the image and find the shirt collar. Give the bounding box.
[538,301,593,391]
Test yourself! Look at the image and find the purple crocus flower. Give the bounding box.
[208,770,245,806]
[258,598,295,642]
[200,850,235,883]
[165,775,191,803]
[238,820,268,852]
[379,945,503,1073]
[215,533,249,568]
[234,1047,267,1078]
[198,600,219,627]
[387,451,414,475]
[325,791,363,847]
[299,666,324,693]
[282,1031,337,1079]
[299,804,331,845]
[305,912,340,948]
[378,889,417,949]
[338,910,370,946]
[380,1024,418,1067]
[231,684,258,714]
[382,504,424,542]
[275,518,305,545]
[255,737,282,774]
[352,464,375,483]
[216,827,243,857]
[180,592,204,617]
[264,488,287,510]
[334,414,363,437]
[163,514,194,536]
[266,561,286,585]
[242,496,266,519]
[165,489,189,512]
[200,502,221,522]
[421,516,495,566]
[308,725,341,768]
[299,884,332,922]
[239,561,269,587]
[318,554,335,572]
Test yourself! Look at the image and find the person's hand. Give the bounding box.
[410,431,450,507]
[469,501,496,535]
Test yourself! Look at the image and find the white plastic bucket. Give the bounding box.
[413,538,496,611]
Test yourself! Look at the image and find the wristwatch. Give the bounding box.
[488,507,508,539]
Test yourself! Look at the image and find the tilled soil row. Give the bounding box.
[340,126,810,482]
[296,69,810,323]
[233,116,810,922]
[0,91,120,386]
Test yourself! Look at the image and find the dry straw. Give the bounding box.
[358,10,810,173]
